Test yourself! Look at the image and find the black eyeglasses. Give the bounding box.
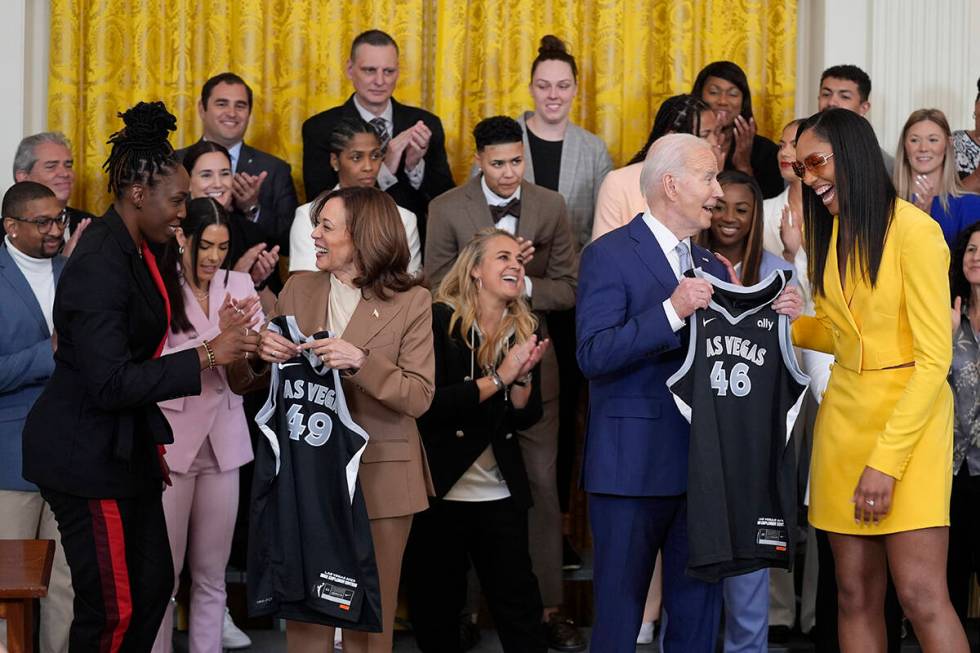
[6,210,69,234]
[791,153,834,179]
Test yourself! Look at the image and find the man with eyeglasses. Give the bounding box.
[13,132,95,240]
[0,181,73,653]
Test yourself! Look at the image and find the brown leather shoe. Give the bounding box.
[545,613,587,652]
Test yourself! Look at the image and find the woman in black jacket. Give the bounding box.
[21,101,258,652]
[405,228,550,652]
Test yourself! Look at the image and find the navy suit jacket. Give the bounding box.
[576,214,728,496]
[0,244,64,491]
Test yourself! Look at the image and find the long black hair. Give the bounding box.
[950,221,980,306]
[103,101,179,196]
[698,170,766,286]
[160,197,233,333]
[628,94,710,165]
[798,108,896,296]
[691,61,754,120]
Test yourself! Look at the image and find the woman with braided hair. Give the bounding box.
[22,101,259,652]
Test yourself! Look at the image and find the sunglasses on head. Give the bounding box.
[791,152,834,179]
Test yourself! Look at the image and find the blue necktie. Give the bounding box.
[675,241,692,278]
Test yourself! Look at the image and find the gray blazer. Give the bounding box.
[470,113,612,249]
[517,112,612,248]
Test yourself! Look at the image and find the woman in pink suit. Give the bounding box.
[151,197,264,653]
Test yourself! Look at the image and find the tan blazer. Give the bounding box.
[245,271,435,520]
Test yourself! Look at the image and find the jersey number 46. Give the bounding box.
[709,361,752,397]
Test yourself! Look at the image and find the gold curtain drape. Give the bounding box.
[49,0,796,212]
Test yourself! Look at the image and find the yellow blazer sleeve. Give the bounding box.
[792,315,834,353]
[865,216,952,479]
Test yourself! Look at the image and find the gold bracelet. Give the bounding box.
[201,340,216,370]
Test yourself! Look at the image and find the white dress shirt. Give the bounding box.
[352,95,425,191]
[481,176,532,297]
[225,141,243,173]
[640,211,687,332]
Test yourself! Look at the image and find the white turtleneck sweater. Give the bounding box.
[5,236,55,333]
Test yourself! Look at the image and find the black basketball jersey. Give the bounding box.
[247,315,382,631]
[667,269,809,582]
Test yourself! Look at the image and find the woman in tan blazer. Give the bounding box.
[254,186,434,653]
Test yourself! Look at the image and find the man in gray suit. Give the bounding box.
[425,116,583,651]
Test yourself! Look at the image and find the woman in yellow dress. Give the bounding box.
[792,108,967,652]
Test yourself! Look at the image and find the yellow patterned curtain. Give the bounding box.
[49,0,795,212]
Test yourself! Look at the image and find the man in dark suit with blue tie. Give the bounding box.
[177,72,299,255]
[577,133,728,651]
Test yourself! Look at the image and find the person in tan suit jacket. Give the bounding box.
[424,116,580,643]
[251,186,434,653]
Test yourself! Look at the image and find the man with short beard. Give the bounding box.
[0,181,73,653]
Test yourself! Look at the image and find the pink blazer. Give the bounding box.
[158,270,263,474]
[591,162,646,241]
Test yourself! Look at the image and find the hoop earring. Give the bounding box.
[178,246,185,255]
[476,277,483,290]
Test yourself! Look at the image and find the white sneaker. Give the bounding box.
[636,621,655,645]
[222,607,252,649]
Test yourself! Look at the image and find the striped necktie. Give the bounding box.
[370,117,390,151]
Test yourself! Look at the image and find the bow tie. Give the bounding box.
[489,197,521,223]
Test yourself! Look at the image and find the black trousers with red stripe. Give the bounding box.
[41,487,174,653]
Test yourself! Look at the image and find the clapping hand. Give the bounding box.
[912,174,935,212]
[233,243,280,285]
[404,121,432,170]
[731,115,757,174]
[63,217,91,258]
[218,293,262,331]
[497,335,550,385]
[232,171,267,213]
[779,206,803,260]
